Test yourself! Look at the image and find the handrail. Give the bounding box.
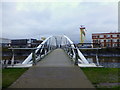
[62,35,90,65]
[22,36,56,64]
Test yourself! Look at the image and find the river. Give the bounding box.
[86,56,120,68]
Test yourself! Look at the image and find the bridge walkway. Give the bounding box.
[9,49,94,88]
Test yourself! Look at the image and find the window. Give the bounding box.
[95,40,97,43]
[101,43,104,47]
[99,35,104,38]
[100,39,104,42]
[106,34,111,38]
[99,40,101,42]
[106,43,110,47]
[113,39,117,42]
[108,39,111,42]
[112,34,117,37]
[113,44,117,47]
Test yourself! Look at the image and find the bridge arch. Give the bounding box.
[21,35,96,67]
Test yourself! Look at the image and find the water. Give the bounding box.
[86,56,120,68]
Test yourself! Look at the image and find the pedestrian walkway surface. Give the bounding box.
[9,49,94,88]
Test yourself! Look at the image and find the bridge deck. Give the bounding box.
[9,49,94,88]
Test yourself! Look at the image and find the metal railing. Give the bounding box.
[21,36,57,65]
[2,36,57,68]
[61,35,91,65]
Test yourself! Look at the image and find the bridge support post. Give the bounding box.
[11,49,15,66]
[74,48,78,66]
[39,48,42,59]
[96,49,100,66]
[32,50,36,65]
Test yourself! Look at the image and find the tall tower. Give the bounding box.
[80,25,86,43]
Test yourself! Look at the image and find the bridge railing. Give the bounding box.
[22,36,57,65]
[3,35,101,68]
[3,36,57,68]
[62,45,89,64]
[61,35,97,67]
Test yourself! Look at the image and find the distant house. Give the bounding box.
[92,32,120,48]
[0,38,11,47]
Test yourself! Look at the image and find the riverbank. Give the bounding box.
[2,68,28,89]
[80,48,120,57]
[2,47,120,59]
[81,67,120,89]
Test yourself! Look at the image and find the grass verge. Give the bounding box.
[2,68,28,89]
[81,68,120,88]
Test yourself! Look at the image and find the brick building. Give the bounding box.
[92,32,120,48]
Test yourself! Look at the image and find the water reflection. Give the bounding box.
[86,56,120,68]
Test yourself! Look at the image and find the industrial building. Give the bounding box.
[11,39,43,48]
[92,32,120,48]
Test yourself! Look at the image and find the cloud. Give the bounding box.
[2,1,118,43]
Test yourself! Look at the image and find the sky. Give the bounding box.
[1,0,119,43]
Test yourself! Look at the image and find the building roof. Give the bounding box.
[0,38,11,43]
[0,38,11,40]
[92,32,120,35]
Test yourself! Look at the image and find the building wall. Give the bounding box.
[0,38,11,47]
[11,39,43,48]
[92,32,120,48]
[0,38,11,43]
[11,39,28,48]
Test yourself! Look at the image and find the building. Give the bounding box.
[28,39,43,47]
[77,43,93,48]
[11,39,43,48]
[0,38,11,47]
[92,32,120,48]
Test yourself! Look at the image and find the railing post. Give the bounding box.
[96,49,100,66]
[11,49,15,66]
[39,48,42,59]
[74,48,78,66]
[32,49,36,65]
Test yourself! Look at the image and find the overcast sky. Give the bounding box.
[1,0,118,43]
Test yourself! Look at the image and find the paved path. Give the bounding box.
[9,49,94,88]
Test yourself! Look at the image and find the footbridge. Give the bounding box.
[6,35,100,88]
[9,48,95,88]
[7,35,99,68]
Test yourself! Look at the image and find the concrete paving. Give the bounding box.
[9,49,94,88]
